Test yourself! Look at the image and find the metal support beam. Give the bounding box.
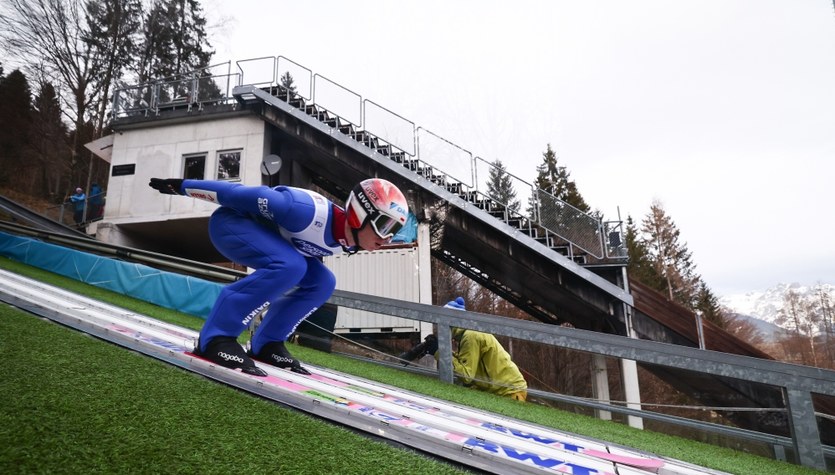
[620,359,644,430]
[417,222,434,341]
[784,388,826,470]
[622,303,644,429]
[437,324,454,383]
[591,354,612,421]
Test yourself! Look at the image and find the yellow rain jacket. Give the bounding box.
[448,328,527,398]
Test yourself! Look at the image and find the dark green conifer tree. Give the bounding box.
[525,144,597,253]
[694,280,727,329]
[0,69,33,186]
[280,71,297,94]
[486,159,520,213]
[624,215,664,290]
[85,0,142,133]
[531,144,590,212]
[639,200,700,308]
[137,0,216,101]
[29,81,70,199]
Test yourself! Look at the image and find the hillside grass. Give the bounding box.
[0,256,823,475]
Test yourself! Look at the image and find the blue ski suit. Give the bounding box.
[180,180,349,354]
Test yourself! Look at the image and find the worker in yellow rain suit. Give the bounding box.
[438,297,528,401]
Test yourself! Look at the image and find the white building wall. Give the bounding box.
[106,116,267,225]
[325,223,434,335]
[325,246,425,333]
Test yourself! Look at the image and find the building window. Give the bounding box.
[217,150,241,180]
[183,154,206,180]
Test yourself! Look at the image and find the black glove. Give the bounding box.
[397,334,438,365]
[149,178,185,195]
[398,342,427,365]
[423,334,438,355]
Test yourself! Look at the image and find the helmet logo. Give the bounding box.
[364,184,381,203]
[389,202,406,217]
[357,190,376,216]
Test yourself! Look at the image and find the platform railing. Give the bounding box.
[363,99,416,157]
[276,56,313,100]
[416,126,475,188]
[111,55,623,261]
[236,55,276,87]
[112,61,237,119]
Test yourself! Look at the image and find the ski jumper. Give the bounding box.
[180,180,347,354]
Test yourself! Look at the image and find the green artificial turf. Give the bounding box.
[0,304,468,475]
[0,256,825,474]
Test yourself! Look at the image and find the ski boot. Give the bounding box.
[249,341,311,375]
[193,336,267,377]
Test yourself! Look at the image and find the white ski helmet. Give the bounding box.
[345,178,408,239]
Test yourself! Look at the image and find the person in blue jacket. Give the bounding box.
[89,183,104,219]
[67,187,86,225]
[149,177,409,376]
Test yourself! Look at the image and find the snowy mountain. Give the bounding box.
[724,311,790,342]
[720,282,834,339]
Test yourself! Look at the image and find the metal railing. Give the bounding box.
[111,62,238,119]
[44,192,106,228]
[328,291,835,471]
[111,55,624,261]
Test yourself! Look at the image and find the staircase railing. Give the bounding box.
[111,55,626,262]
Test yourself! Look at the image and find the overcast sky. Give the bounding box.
[187,1,833,296]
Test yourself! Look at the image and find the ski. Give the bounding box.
[308,369,664,469]
[102,300,662,469]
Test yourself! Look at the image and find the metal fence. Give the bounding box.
[111,62,238,119]
[328,290,835,471]
[44,192,106,228]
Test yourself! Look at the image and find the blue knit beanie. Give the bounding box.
[444,297,466,310]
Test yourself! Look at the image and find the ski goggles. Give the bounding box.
[369,212,404,239]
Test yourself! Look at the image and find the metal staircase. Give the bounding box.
[232,82,632,333]
[246,83,622,268]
